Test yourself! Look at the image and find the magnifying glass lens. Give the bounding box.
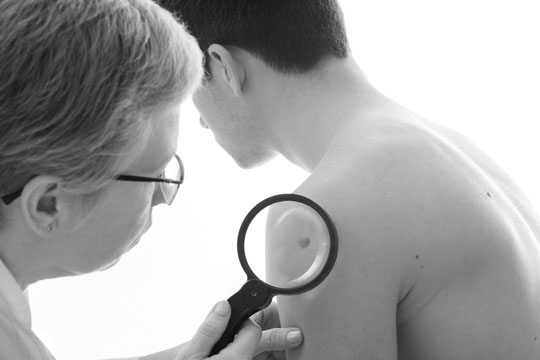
[210,194,338,356]
[244,200,331,289]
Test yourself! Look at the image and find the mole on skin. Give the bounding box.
[266,205,325,287]
[298,237,311,249]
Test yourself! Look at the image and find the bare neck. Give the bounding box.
[260,58,394,172]
[0,223,57,290]
[0,237,33,290]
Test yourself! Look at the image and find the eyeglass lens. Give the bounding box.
[161,156,182,205]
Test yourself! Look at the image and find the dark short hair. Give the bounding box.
[159,0,349,74]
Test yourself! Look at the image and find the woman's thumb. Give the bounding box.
[185,301,231,359]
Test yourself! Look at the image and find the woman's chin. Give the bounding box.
[99,258,121,271]
[127,235,143,251]
[98,235,144,272]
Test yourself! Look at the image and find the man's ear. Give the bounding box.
[207,44,246,96]
[20,176,63,238]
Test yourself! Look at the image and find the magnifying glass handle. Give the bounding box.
[210,279,273,356]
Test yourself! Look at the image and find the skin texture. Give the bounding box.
[193,47,540,359]
[278,115,540,360]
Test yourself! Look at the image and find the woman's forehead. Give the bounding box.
[126,105,180,175]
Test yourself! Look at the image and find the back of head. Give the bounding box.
[159,0,349,74]
[0,0,203,224]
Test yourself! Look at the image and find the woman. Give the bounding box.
[0,0,302,359]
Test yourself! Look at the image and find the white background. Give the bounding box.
[30,0,540,359]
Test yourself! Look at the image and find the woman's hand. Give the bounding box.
[139,301,302,360]
[252,302,303,360]
[177,301,259,360]
[178,301,302,360]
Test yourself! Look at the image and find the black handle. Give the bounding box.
[210,279,273,356]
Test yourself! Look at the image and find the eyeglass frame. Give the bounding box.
[1,154,184,206]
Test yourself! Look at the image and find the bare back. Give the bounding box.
[268,109,540,360]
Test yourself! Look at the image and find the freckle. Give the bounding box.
[421,265,424,269]
[298,237,310,249]
[487,192,492,198]
[415,255,419,259]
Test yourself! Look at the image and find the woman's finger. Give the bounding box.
[251,302,280,330]
[256,327,303,355]
[219,319,262,359]
[183,301,231,359]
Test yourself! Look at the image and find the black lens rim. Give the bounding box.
[237,193,339,295]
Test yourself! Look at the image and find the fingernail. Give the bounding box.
[214,301,229,316]
[286,330,302,343]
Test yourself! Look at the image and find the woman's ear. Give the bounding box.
[19,176,63,238]
[207,44,246,97]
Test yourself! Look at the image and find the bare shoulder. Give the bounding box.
[298,127,493,273]
[298,125,534,303]
[273,132,469,360]
[276,122,540,359]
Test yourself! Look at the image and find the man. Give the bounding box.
[159,0,540,359]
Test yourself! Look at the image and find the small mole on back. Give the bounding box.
[487,192,492,198]
[298,237,311,249]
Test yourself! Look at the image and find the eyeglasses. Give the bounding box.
[1,154,184,206]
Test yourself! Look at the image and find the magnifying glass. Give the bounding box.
[210,193,339,355]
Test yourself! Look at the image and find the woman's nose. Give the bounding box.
[151,184,166,207]
[200,116,209,129]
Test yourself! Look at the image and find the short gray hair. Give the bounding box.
[0,0,203,221]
